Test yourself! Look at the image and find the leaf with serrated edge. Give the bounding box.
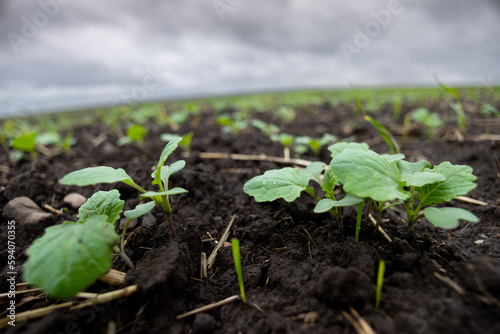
[321,161,339,195]
[160,160,186,188]
[314,194,363,213]
[23,215,118,299]
[402,172,446,187]
[243,167,309,202]
[416,162,477,206]
[300,162,326,185]
[61,166,142,191]
[328,142,369,158]
[124,201,156,219]
[152,137,181,187]
[140,187,188,199]
[77,190,124,224]
[333,149,409,202]
[423,207,478,229]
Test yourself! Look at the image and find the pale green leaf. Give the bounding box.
[321,161,339,195]
[401,172,446,187]
[416,162,477,205]
[62,166,135,188]
[140,187,188,199]
[381,154,405,162]
[152,137,181,187]
[24,215,118,299]
[124,201,156,219]
[333,149,409,202]
[423,207,479,229]
[328,142,369,158]
[314,194,363,213]
[397,160,431,177]
[160,160,186,187]
[300,162,326,185]
[77,190,124,224]
[243,168,309,202]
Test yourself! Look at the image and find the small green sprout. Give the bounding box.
[410,107,445,139]
[161,132,193,153]
[61,137,188,239]
[294,134,337,156]
[375,260,385,310]
[231,238,246,303]
[117,124,148,147]
[250,119,279,137]
[217,113,248,135]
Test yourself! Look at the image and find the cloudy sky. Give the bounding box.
[1,0,499,118]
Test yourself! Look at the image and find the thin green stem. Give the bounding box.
[373,201,384,235]
[355,200,365,242]
[375,260,386,310]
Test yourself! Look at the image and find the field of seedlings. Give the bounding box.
[1,86,500,333]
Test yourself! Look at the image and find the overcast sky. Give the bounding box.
[1,0,499,118]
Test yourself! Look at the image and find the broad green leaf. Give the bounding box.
[36,132,61,146]
[397,160,431,177]
[77,190,124,224]
[152,137,182,187]
[328,142,369,158]
[401,172,446,187]
[160,160,186,187]
[381,154,405,162]
[61,166,143,192]
[333,149,409,202]
[314,194,363,213]
[416,162,477,205]
[243,167,309,202]
[321,161,339,195]
[300,162,326,185]
[124,201,156,219]
[423,207,479,229]
[24,215,118,299]
[140,187,188,199]
[11,133,37,152]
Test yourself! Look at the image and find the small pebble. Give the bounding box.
[474,240,484,245]
[63,193,87,209]
[3,197,52,225]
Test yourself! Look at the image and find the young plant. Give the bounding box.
[375,260,385,310]
[24,190,124,298]
[217,113,248,135]
[250,119,279,137]
[117,124,148,147]
[294,134,337,156]
[244,141,479,240]
[231,238,246,303]
[409,107,445,140]
[61,137,188,239]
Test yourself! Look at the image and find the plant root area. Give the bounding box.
[1,103,500,333]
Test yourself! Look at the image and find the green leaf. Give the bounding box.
[140,187,188,199]
[328,142,369,158]
[364,115,401,154]
[24,215,119,299]
[11,133,37,152]
[77,190,124,224]
[416,162,477,206]
[314,194,363,213]
[402,172,446,187]
[333,149,409,202]
[397,160,431,177]
[160,160,186,187]
[127,124,148,142]
[300,162,326,185]
[62,166,140,189]
[36,132,61,146]
[243,167,309,202]
[423,207,479,229]
[152,137,182,187]
[321,161,339,195]
[381,154,405,162]
[124,201,156,219]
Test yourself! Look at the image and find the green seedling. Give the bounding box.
[391,96,403,124]
[294,134,337,156]
[408,107,445,140]
[276,106,296,123]
[244,141,479,240]
[434,75,467,132]
[217,113,248,135]
[250,119,279,137]
[375,260,385,310]
[231,238,246,303]
[117,124,148,147]
[161,132,193,153]
[24,190,123,298]
[61,137,188,239]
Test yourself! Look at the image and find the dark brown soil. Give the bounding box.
[1,100,500,334]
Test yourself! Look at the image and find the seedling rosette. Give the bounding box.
[243,141,479,240]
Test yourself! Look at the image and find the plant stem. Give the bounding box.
[373,201,384,235]
[375,260,386,310]
[113,245,134,269]
[355,200,364,242]
[365,198,372,220]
